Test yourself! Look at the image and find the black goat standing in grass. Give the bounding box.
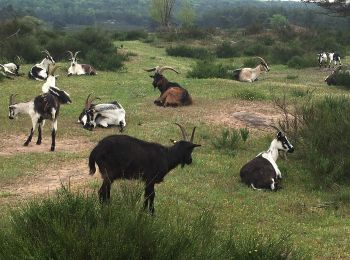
[88,123,201,213]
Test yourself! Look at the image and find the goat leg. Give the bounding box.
[24,127,34,146]
[144,183,155,215]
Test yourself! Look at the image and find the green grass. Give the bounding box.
[0,40,350,258]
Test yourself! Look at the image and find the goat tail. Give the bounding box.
[88,148,97,175]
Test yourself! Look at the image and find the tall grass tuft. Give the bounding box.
[187,60,232,79]
[212,128,250,156]
[0,187,304,259]
[300,96,350,186]
[166,45,213,60]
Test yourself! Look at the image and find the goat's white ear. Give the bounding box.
[170,139,177,144]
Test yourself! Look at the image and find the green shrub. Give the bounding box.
[269,43,303,64]
[187,60,231,79]
[243,43,268,56]
[212,128,250,155]
[300,96,350,185]
[166,45,212,59]
[0,189,303,259]
[216,41,242,58]
[287,55,314,69]
[328,69,350,88]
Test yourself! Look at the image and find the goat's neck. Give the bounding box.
[40,58,51,71]
[166,145,186,171]
[265,139,279,162]
[158,78,170,94]
[15,101,34,115]
[254,64,263,74]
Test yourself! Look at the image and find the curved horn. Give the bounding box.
[9,94,18,105]
[85,93,93,109]
[190,127,196,143]
[67,51,74,58]
[15,55,21,64]
[158,66,179,74]
[175,123,188,141]
[269,124,282,133]
[74,51,81,58]
[256,56,267,65]
[49,65,60,76]
[41,50,51,56]
[144,66,159,72]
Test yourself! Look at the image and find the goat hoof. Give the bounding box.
[23,142,29,146]
[50,146,55,152]
[36,141,41,145]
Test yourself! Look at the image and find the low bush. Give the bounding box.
[0,188,304,259]
[243,43,269,56]
[300,96,350,186]
[166,45,212,59]
[243,58,259,68]
[187,60,231,79]
[287,55,314,69]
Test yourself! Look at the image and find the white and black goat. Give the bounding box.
[240,127,294,191]
[317,52,328,68]
[0,64,16,79]
[78,94,126,132]
[28,50,55,81]
[9,66,71,151]
[232,57,270,82]
[67,51,96,76]
[2,56,21,76]
[88,123,201,213]
[327,52,341,68]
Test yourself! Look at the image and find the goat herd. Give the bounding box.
[4,48,339,214]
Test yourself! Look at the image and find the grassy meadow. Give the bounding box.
[0,40,350,258]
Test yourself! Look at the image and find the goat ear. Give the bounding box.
[191,144,201,148]
[170,139,177,144]
[149,75,154,78]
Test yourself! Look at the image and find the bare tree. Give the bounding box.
[302,0,350,17]
[150,0,177,28]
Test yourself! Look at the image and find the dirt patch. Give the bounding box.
[204,100,281,130]
[0,135,94,156]
[0,159,100,200]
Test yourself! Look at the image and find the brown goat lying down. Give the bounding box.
[145,66,192,107]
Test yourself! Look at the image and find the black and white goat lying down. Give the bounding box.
[240,129,294,191]
[1,56,21,77]
[28,50,55,81]
[8,66,71,151]
[78,94,126,132]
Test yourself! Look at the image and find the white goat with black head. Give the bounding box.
[2,56,21,76]
[9,66,71,151]
[240,126,294,191]
[78,94,126,132]
[327,52,341,68]
[317,52,328,68]
[232,57,270,82]
[67,51,96,76]
[28,50,55,81]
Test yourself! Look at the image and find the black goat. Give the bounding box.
[145,66,192,107]
[88,123,201,213]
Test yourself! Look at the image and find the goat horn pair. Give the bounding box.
[256,56,268,65]
[41,49,51,56]
[144,66,179,75]
[175,123,196,142]
[74,51,81,58]
[9,94,18,106]
[268,124,282,133]
[85,93,101,109]
[15,55,21,64]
